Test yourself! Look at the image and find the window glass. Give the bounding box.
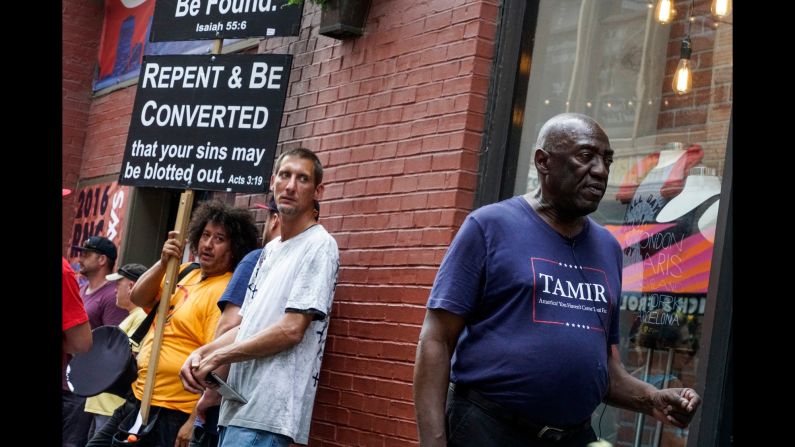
[513,1,732,444]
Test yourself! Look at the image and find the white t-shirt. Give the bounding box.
[218,224,339,444]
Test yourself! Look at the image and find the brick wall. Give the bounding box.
[657,0,732,176]
[62,0,104,254]
[237,1,500,444]
[81,86,138,180]
[70,0,500,444]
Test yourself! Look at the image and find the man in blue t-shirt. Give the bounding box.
[413,113,702,447]
[187,192,282,447]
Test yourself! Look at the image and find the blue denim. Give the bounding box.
[189,424,219,447]
[218,426,292,447]
[446,389,598,447]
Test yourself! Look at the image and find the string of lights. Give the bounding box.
[652,0,732,95]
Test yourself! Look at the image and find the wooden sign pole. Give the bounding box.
[137,38,224,425]
[139,189,194,423]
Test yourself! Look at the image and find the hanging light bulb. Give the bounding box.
[672,37,693,95]
[711,0,731,18]
[655,0,675,24]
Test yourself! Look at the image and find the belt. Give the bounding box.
[450,383,592,442]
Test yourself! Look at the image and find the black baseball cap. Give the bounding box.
[106,263,148,282]
[73,236,117,260]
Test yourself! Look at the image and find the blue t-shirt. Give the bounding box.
[195,248,261,433]
[428,196,622,426]
[218,248,262,311]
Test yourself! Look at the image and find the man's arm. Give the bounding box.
[131,230,182,308]
[180,302,243,393]
[175,406,198,447]
[414,308,466,447]
[215,303,244,342]
[191,311,314,384]
[63,321,93,354]
[62,258,92,354]
[189,303,243,417]
[180,324,241,393]
[604,344,701,427]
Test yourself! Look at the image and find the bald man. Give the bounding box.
[413,113,701,447]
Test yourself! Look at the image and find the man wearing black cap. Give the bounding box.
[65,236,130,447]
[84,263,149,438]
[73,236,129,328]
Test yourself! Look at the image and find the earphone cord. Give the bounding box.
[569,239,611,441]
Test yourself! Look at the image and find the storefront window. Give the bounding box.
[511,1,732,445]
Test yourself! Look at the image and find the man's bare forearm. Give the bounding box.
[130,260,166,308]
[414,337,453,447]
[604,345,657,415]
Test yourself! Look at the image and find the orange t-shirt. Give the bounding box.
[133,264,230,414]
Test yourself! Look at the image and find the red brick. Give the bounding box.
[404,155,433,174]
[674,108,708,127]
[391,86,418,105]
[328,68,352,87]
[396,53,421,72]
[417,46,448,67]
[353,111,379,128]
[368,92,392,110]
[351,63,375,81]
[309,421,336,441]
[426,11,453,31]
[377,107,403,125]
[374,142,398,159]
[416,82,444,101]
[373,59,397,77]
[346,97,369,114]
[451,3,482,24]
[366,177,392,195]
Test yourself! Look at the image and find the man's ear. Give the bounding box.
[314,183,325,200]
[534,148,551,175]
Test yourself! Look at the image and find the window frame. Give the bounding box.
[476,2,733,444]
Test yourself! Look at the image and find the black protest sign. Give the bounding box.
[151,0,302,41]
[120,54,292,193]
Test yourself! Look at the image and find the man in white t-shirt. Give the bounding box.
[180,148,340,447]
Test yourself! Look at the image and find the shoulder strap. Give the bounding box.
[130,262,200,345]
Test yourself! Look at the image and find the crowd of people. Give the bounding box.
[63,126,702,447]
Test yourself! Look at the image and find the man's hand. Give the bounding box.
[161,230,184,265]
[649,388,702,428]
[192,348,226,386]
[179,351,206,394]
[196,389,223,423]
[174,416,194,447]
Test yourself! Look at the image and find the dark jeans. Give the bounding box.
[86,396,190,447]
[63,390,93,447]
[446,388,598,447]
[189,425,219,447]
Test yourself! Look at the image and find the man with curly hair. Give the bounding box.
[87,199,258,447]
